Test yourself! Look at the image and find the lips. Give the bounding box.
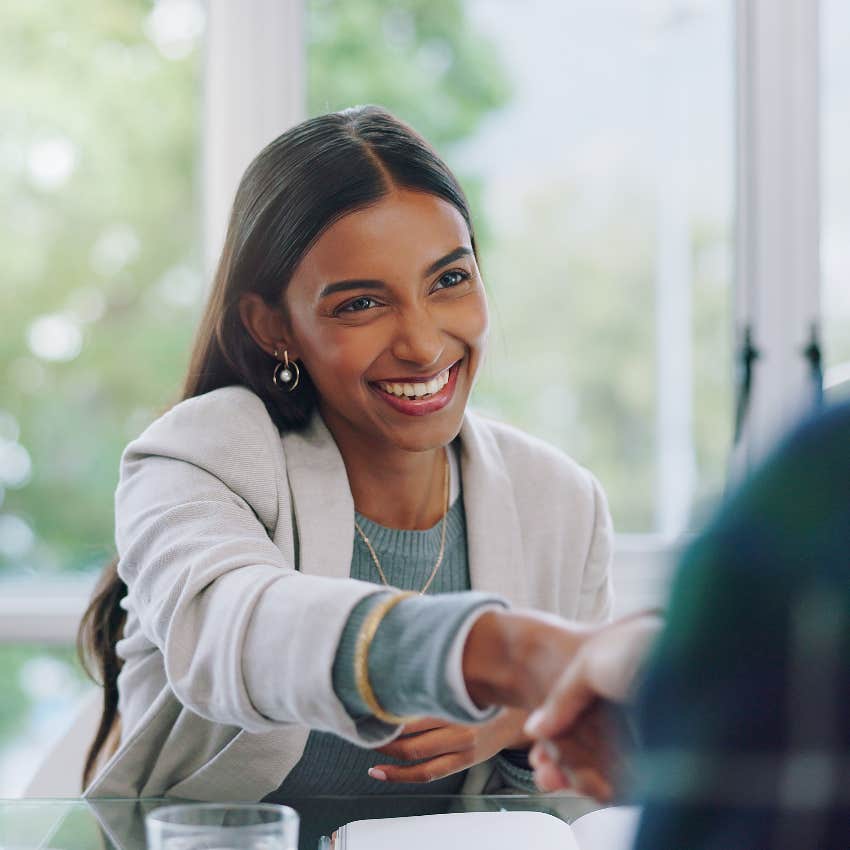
[370,361,461,417]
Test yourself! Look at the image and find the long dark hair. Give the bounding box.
[77,105,477,788]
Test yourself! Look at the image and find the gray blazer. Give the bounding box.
[85,385,613,799]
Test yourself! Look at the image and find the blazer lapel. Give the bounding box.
[281,413,354,579]
[459,412,529,607]
[280,410,527,606]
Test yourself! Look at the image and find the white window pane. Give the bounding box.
[822,0,850,399]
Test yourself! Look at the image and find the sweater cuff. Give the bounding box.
[333,592,508,726]
[444,603,505,721]
[495,751,539,792]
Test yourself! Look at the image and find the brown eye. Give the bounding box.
[434,270,469,290]
[338,296,379,314]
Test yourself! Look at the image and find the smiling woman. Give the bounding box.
[77,106,615,801]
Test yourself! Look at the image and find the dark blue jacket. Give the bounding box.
[634,402,850,849]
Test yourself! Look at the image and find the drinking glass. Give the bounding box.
[145,803,299,850]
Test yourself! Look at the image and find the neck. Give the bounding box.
[333,433,448,531]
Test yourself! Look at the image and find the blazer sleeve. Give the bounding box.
[114,390,387,744]
[575,472,615,623]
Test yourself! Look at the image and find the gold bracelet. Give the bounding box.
[354,591,419,725]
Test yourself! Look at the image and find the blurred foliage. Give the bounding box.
[472,184,732,530]
[0,0,203,576]
[475,185,658,529]
[307,0,512,249]
[308,0,511,148]
[0,645,89,793]
[0,645,86,743]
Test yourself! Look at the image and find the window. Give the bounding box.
[0,646,89,795]
[822,0,850,399]
[307,0,735,536]
[0,0,204,582]
[0,0,204,794]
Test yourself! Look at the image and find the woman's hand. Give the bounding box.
[367,708,531,784]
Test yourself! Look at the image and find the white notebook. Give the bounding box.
[333,806,641,850]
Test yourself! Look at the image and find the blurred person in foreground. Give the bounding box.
[524,400,850,849]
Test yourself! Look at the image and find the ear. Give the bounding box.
[238,293,298,360]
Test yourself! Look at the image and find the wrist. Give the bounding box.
[462,611,513,707]
[462,610,587,709]
[500,707,534,749]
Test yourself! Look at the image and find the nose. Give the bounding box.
[390,305,444,369]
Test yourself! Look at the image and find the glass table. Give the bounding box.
[1,794,604,850]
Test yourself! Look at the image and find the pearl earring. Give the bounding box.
[272,348,300,392]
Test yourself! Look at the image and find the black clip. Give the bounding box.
[802,323,823,408]
[734,324,760,445]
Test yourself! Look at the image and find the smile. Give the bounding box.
[376,365,452,400]
[370,361,461,417]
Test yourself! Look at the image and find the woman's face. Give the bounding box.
[283,188,489,455]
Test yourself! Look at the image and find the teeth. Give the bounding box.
[378,367,451,399]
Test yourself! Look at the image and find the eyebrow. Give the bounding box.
[424,246,473,276]
[318,278,387,299]
[318,246,474,299]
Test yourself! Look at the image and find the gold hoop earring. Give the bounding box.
[272,348,300,392]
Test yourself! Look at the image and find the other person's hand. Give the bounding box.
[528,698,636,800]
[368,708,531,784]
[524,612,662,799]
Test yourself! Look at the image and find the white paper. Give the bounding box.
[568,806,641,850]
[339,810,579,850]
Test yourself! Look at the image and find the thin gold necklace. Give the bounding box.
[354,447,450,595]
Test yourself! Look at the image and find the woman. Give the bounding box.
[78,106,614,800]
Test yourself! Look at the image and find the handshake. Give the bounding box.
[462,608,662,800]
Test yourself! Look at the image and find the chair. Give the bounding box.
[22,687,101,797]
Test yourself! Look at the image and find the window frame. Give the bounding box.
[731,0,822,478]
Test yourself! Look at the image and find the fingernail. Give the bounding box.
[368,768,387,781]
[560,765,576,790]
[540,738,560,762]
[524,709,545,736]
